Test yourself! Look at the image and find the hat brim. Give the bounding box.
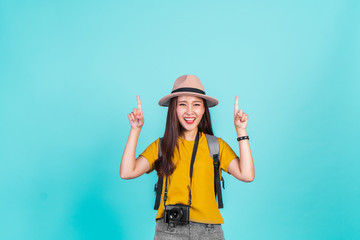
[158,92,218,107]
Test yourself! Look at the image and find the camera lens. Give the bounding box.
[169,208,183,221]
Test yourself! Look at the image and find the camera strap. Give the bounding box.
[154,138,164,210]
[188,131,200,206]
[163,131,200,207]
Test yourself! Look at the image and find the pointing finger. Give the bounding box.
[137,95,143,113]
[234,96,239,116]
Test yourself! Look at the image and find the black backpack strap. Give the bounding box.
[205,134,223,208]
[213,153,223,208]
[154,138,163,210]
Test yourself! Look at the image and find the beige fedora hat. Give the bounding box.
[158,75,218,107]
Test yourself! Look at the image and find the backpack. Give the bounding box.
[153,134,225,210]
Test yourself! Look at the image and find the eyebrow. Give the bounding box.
[178,100,202,103]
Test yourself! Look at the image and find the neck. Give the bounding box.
[181,128,199,141]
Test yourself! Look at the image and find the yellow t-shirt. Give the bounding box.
[140,132,238,224]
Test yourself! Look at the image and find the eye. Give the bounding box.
[194,103,201,106]
[179,103,186,106]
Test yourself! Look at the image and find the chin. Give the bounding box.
[182,127,196,132]
[180,122,200,132]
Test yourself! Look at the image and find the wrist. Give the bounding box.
[130,127,142,134]
[235,128,247,137]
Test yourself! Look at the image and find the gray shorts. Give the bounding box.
[154,218,225,240]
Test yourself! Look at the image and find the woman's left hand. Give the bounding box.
[234,96,248,130]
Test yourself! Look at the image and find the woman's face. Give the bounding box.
[176,95,205,132]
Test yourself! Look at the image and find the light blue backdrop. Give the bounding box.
[1,0,359,239]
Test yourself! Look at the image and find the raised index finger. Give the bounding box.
[137,95,143,113]
[234,96,239,115]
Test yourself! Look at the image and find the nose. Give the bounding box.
[186,105,193,114]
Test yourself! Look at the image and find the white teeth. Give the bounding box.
[184,118,195,121]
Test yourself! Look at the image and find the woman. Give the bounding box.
[120,75,254,240]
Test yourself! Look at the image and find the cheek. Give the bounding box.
[196,109,205,119]
[176,108,184,119]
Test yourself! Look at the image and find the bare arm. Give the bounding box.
[228,96,255,182]
[120,96,151,179]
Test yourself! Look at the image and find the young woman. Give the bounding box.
[120,75,254,240]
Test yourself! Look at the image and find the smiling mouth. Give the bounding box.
[184,118,196,124]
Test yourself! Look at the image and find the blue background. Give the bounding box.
[1,0,359,239]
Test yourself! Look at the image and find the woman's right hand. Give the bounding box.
[128,95,144,130]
